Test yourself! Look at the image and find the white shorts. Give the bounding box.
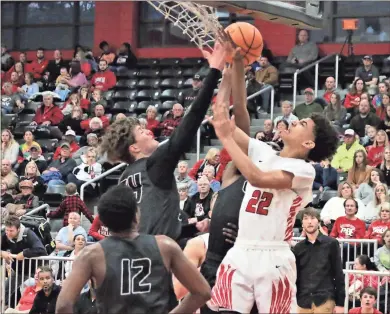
[208,241,297,313]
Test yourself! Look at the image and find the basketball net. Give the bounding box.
[147,1,223,51]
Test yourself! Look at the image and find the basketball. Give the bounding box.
[224,22,263,66]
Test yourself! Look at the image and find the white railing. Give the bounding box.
[292,53,340,108]
[344,269,389,313]
[23,203,50,217]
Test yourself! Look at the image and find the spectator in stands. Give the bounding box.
[323,92,347,127]
[255,119,274,142]
[176,160,197,196]
[363,126,377,148]
[356,168,386,206]
[47,183,93,226]
[64,233,87,280]
[80,117,105,147]
[253,55,278,113]
[378,105,390,136]
[74,50,92,78]
[1,129,20,165]
[321,182,366,225]
[30,93,64,140]
[293,207,345,314]
[62,60,88,90]
[178,183,192,213]
[245,68,263,117]
[347,149,372,189]
[179,74,202,108]
[374,229,390,272]
[355,55,379,95]
[364,183,389,223]
[146,105,160,134]
[20,130,41,159]
[4,267,43,314]
[367,130,388,167]
[201,164,221,192]
[91,59,116,92]
[46,49,68,84]
[53,130,80,160]
[1,43,14,72]
[189,147,223,182]
[58,106,84,137]
[29,266,61,314]
[344,79,368,113]
[74,280,97,314]
[322,76,337,104]
[349,287,382,314]
[1,82,24,114]
[21,72,39,100]
[42,142,77,192]
[1,182,13,207]
[375,93,389,121]
[312,158,338,191]
[271,119,288,150]
[1,215,47,307]
[273,100,298,126]
[18,160,46,199]
[12,179,39,214]
[88,215,109,242]
[6,63,25,87]
[67,147,102,189]
[348,255,379,300]
[293,88,323,119]
[1,159,18,193]
[332,129,365,172]
[78,85,91,112]
[54,67,71,100]
[89,89,107,114]
[378,146,390,186]
[330,198,366,239]
[73,133,101,165]
[112,42,137,70]
[17,145,48,177]
[28,47,49,81]
[365,202,390,245]
[55,212,88,256]
[99,41,115,65]
[372,82,389,109]
[61,92,81,116]
[185,176,213,223]
[80,104,109,130]
[157,103,184,141]
[350,99,381,138]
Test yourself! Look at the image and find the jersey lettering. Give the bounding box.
[120,172,143,203]
[245,190,274,216]
[120,258,152,295]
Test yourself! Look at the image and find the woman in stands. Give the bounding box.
[364,183,389,223]
[347,149,372,190]
[189,148,224,182]
[21,72,39,99]
[74,51,92,78]
[372,81,389,109]
[356,168,386,205]
[323,92,347,128]
[80,117,104,147]
[19,160,46,199]
[1,129,20,165]
[321,181,366,226]
[366,130,388,167]
[365,202,390,246]
[58,106,84,137]
[271,119,288,149]
[61,60,88,90]
[20,130,42,159]
[78,85,91,112]
[146,105,160,135]
[344,78,368,114]
[60,92,82,116]
[377,146,390,186]
[375,93,389,121]
[374,229,390,272]
[378,103,390,137]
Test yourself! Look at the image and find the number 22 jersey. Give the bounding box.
[238,139,315,243]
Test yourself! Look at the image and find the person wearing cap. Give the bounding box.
[13,179,40,215]
[292,87,323,120]
[179,74,203,108]
[99,41,115,65]
[19,160,46,199]
[17,144,48,177]
[53,130,80,160]
[331,129,365,173]
[91,59,116,92]
[350,99,381,138]
[354,55,379,93]
[20,130,42,159]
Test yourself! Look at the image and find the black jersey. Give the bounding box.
[200,176,246,286]
[96,234,174,314]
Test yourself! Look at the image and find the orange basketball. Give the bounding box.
[224,22,263,66]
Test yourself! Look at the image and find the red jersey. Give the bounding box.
[365,220,390,244]
[91,70,116,91]
[348,273,380,290]
[323,90,332,104]
[366,145,385,167]
[330,216,366,239]
[88,215,110,241]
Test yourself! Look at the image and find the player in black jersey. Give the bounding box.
[56,185,211,314]
[100,41,231,240]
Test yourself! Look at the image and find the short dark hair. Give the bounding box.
[5,215,21,229]
[308,113,339,162]
[38,266,54,278]
[37,47,45,52]
[98,185,138,232]
[343,198,359,213]
[360,286,377,300]
[301,207,320,221]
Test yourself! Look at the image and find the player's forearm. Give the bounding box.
[56,300,74,314]
[231,58,250,135]
[170,292,210,314]
[232,127,250,154]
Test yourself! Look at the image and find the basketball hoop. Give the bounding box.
[147,1,224,51]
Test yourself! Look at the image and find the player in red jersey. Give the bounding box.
[206,75,339,313]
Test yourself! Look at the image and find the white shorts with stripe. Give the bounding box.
[208,241,297,314]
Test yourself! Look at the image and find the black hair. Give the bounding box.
[37,47,45,51]
[98,185,138,232]
[356,255,378,271]
[70,60,81,76]
[343,197,359,214]
[360,286,377,300]
[307,113,338,162]
[276,119,289,130]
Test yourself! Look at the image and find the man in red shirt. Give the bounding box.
[349,287,383,314]
[26,47,49,80]
[322,76,336,104]
[52,130,80,160]
[80,104,109,130]
[91,59,116,92]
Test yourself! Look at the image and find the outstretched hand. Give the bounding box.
[202,30,235,71]
[208,100,236,141]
